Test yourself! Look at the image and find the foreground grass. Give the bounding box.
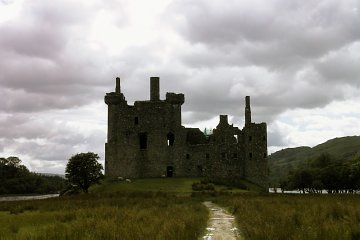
[0,191,208,240]
[4,178,359,240]
[217,194,360,240]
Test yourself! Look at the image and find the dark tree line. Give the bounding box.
[0,157,66,195]
[280,153,360,194]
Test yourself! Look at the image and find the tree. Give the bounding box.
[65,152,103,193]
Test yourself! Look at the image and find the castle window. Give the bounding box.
[186,154,190,159]
[206,153,210,159]
[139,133,147,149]
[233,153,238,159]
[249,153,252,159]
[234,135,238,143]
[264,153,267,158]
[134,117,139,125]
[167,132,175,146]
[221,153,226,159]
[249,136,252,142]
[263,136,266,141]
[197,165,203,174]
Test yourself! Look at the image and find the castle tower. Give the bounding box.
[104,77,126,143]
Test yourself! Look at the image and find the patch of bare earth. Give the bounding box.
[202,201,242,240]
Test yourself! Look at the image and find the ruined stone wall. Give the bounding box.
[243,122,268,189]
[105,77,189,178]
[105,77,268,190]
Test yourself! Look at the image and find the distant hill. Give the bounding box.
[268,136,360,185]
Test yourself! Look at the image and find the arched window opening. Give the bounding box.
[234,135,238,143]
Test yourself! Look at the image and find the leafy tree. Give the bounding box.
[310,153,333,168]
[65,152,103,193]
[348,154,360,191]
[290,169,313,193]
[280,152,360,194]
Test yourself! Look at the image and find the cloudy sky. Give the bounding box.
[1,0,360,174]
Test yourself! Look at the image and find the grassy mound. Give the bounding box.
[90,177,257,195]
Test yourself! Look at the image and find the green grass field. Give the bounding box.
[92,177,202,194]
[1,178,360,240]
[91,177,257,194]
[0,191,208,239]
[217,194,360,240]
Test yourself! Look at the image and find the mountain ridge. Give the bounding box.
[268,135,360,185]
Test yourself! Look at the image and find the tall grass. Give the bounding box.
[0,191,208,240]
[216,194,360,240]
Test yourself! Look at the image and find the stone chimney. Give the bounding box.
[150,77,160,101]
[245,96,251,125]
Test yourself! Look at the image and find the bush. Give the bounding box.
[191,181,215,191]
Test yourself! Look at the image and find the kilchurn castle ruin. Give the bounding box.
[105,77,268,189]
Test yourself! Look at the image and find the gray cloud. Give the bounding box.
[315,42,360,85]
[161,0,360,125]
[1,0,360,173]
[268,128,287,147]
[169,0,360,59]
[0,0,117,114]
[0,108,106,173]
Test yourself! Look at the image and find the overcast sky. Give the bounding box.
[1,0,360,174]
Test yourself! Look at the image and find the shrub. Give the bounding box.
[192,181,215,191]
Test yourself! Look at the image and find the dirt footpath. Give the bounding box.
[202,201,242,240]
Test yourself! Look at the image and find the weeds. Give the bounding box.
[4,178,359,240]
[0,192,208,240]
[216,194,360,240]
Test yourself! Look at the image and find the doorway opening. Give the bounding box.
[166,166,174,177]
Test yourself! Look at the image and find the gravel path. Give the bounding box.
[202,201,242,240]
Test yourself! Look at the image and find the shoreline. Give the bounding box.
[0,194,59,202]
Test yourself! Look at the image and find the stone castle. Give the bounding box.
[105,77,268,189]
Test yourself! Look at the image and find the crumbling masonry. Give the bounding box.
[105,77,268,189]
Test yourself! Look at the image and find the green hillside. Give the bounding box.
[269,136,360,185]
